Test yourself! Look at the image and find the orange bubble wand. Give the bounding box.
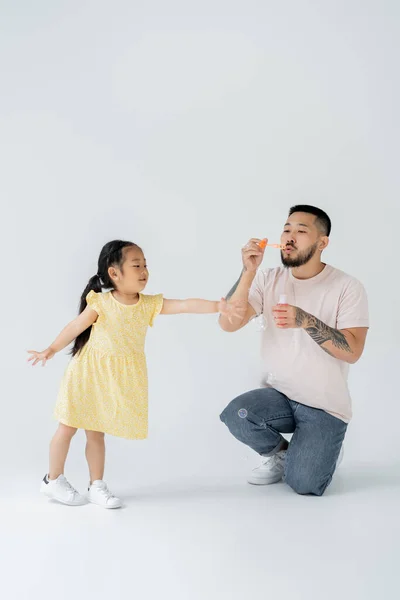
[258,239,285,250]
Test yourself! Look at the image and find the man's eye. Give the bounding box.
[298,231,306,234]
[283,230,290,233]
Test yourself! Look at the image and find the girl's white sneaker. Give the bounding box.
[87,480,122,509]
[40,474,87,506]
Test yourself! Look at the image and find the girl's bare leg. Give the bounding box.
[85,430,105,483]
[49,423,77,480]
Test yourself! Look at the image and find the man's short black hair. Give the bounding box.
[288,205,331,237]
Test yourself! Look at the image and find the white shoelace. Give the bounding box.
[57,477,79,496]
[262,451,286,467]
[95,484,115,501]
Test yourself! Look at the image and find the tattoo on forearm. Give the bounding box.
[295,308,353,356]
[226,269,245,300]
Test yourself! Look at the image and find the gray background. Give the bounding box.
[1,2,399,598]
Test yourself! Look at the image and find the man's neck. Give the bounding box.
[291,260,326,280]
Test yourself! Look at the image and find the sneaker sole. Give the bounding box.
[87,497,122,509]
[247,474,283,486]
[40,483,87,506]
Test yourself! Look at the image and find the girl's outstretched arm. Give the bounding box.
[27,306,98,366]
[160,298,247,321]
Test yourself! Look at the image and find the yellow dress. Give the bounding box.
[54,290,164,439]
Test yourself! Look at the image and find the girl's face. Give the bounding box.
[110,246,149,293]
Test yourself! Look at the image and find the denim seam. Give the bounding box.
[264,412,293,423]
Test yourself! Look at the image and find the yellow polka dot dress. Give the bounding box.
[54,290,164,439]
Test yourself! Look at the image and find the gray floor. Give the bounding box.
[2,462,399,600]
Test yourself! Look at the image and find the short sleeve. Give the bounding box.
[148,294,164,327]
[336,278,369,330]
[86,290,101,315]
[248,270,265,317]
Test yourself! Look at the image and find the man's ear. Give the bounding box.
[319,236,329,251]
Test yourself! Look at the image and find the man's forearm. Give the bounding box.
[226,269,244,301]
[219,268,255,331]
[296,308,357,363]
[226,268,256,301]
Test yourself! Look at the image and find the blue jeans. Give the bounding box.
[220,387,347,496]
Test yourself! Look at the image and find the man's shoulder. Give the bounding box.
[327,265,365,289]
[254,264,366,295]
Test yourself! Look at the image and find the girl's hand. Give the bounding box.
[27,347,56,367]
[218,298,248,324]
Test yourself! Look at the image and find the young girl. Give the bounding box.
[28,240,244,508]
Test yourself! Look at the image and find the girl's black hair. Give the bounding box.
[71,240,140,357]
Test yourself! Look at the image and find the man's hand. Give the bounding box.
[271,303,368,364]
[272,303,303,329]
[242,238,267,272]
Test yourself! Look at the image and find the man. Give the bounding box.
[219,205,369,496]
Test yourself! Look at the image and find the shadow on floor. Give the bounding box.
[122,463,400,501]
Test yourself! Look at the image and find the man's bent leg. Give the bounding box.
[220,388,295,455]
[284,402,347,496]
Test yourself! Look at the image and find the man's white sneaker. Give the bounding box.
[40,474,87,506]
[248,450,287,485]
[87,481,122,509]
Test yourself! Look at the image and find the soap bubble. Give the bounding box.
[253,314,267,331]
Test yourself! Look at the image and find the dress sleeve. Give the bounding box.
[86,290,101,315]
[148,294,164,327]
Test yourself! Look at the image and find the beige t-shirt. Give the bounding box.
[248,265,369,422]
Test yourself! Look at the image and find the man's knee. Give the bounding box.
[220,388,268,426]
[285,468,331,497]
[220,398,240,428]
[220,395,255,438]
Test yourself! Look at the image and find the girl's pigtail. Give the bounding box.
[70,274,102,357]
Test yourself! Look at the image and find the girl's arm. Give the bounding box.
[160,298,247,319]
[27,306,98,366]
[161,299,219,314]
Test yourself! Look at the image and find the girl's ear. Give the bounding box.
[108,266,119,282]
